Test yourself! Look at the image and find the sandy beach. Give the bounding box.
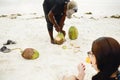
[0,0,120,80]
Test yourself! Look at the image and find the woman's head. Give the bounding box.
[91,37,120,78]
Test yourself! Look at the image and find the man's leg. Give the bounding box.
[43,3,56,44]
[47,23,54,44]
[55,15,66,36]
[48,31,55,44]
[48,31,53,42]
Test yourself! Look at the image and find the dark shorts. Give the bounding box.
[43,2,62,31]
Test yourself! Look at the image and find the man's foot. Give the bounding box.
[51,39,57,44]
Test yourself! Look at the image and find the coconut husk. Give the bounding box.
[22,48,34,59]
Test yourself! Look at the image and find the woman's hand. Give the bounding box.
[77,63,86,80]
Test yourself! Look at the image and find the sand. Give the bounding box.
[0,0,120,80]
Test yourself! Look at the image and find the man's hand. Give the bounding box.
[55,25,66,37]
[61,30,66,36]
[54,24,61,32]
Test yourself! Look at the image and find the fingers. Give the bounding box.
[55,26,61,32]
[77,63,85,72]
[61,30,66,36]
[55,28,59,32]
[77,63,85,80]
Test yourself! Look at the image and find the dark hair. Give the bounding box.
[91,37,120,80]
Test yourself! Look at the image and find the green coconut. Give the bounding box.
[68,26,78,40]
[22,48,39,60]
[55,32,65,45]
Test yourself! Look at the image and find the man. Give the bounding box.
[43,0,78,44]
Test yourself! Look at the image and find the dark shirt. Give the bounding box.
[117,71,120,80]
[44,0,69,15]
[92,71,120,80]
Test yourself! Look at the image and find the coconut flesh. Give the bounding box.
[55,32,65,45]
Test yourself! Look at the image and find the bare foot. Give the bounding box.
[63,75,78,80]
[51,39,57,44]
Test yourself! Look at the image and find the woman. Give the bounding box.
[63,37,120,80]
